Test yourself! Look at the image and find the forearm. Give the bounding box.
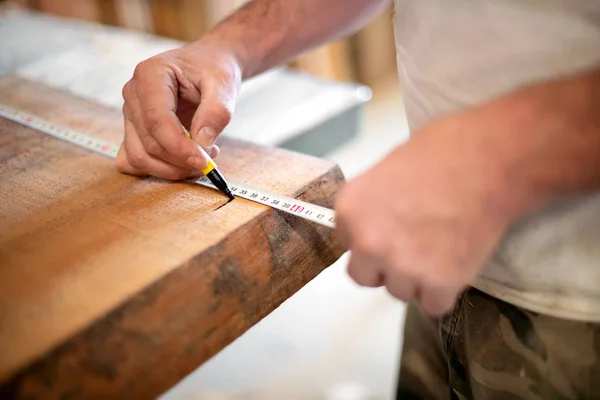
[200,0,390,79]
[459,68,600,218]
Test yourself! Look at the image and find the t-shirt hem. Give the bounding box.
[472,277,600,323]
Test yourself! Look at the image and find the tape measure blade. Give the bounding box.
[0,104,120,159]
[189,177,336,228]
[1,103,336,228]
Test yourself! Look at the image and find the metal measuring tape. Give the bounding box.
[0,104,336,228]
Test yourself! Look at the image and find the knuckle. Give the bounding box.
[122,102,133,120]
[348,272,365,287]
[210,103,234,128]
[354,231,387,258]
[346,261,360,280]
[349,270,373,288]
[174,170,191,180]
[422,298,451,317]
[122,81,132,102]
[421,286,460,316]
[115,154,129,173]
[145,107,163,129]
[133,56,166,81]
[334,189,353,221]
[163,169,189,181]
[166,137,187,159]
[133,60,150,80]
[386,283,413,303]
[346,263,370,287]
[126,150,147,169]
[144,138,164,157]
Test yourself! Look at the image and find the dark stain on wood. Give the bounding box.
[0,75,347,399]
[212,258,251,302]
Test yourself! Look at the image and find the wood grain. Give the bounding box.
[0,75,346,398]
[33,0,101,22]
[147,0,211,41]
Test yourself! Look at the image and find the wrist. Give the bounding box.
[197,25,264,80]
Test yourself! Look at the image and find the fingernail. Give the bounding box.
[187,155,208,170]
[207,144,220,158]
[196,126,217,148]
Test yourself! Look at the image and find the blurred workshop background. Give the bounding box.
[2,1,409,399]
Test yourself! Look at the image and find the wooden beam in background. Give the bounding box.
[292,40,355,82]
[147,0,210,41]
[352,5,397,85]
[34,0,101,22]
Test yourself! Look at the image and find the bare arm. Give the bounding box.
[204,0,391,78]
[453,68,600,218]
[334,67,600,315]
[116,0,389,178]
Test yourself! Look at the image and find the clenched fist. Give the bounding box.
[116,41,242,180]
[334,111,530,315]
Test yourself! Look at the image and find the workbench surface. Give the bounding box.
[0,72,344,398]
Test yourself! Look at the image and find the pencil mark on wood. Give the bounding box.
[0,75,346,398]
[213,197,234,211]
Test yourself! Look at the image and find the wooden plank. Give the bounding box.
[113,0,154,32]
[353,5,397,86]
[147,0,181,39]
[146,0,212,41]
[145,0,210,41]
[178,0,211,41]
[34,0,101,22]
[96,0,119,26]
[0,75,345,398]
[292,40,355,82]
[3,1,32,10]
[205,0,240,27]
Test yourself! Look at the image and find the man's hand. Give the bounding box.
[116,41,242,180]
[115,0,388,180]
[335,68,600,315]
[334,113,524,316]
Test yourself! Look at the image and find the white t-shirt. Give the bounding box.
[392,0,600,321]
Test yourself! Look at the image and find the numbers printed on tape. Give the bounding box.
[191,176,335,228]
[0,103,336,228]
[0,104,120,159]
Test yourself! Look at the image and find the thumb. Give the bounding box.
[189,84,236,149]
[419,284,462,316]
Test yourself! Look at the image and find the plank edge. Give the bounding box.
[0,165,346,398]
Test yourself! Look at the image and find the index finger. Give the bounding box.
[135,64,207,166]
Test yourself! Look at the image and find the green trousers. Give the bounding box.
[396,288,600,399]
